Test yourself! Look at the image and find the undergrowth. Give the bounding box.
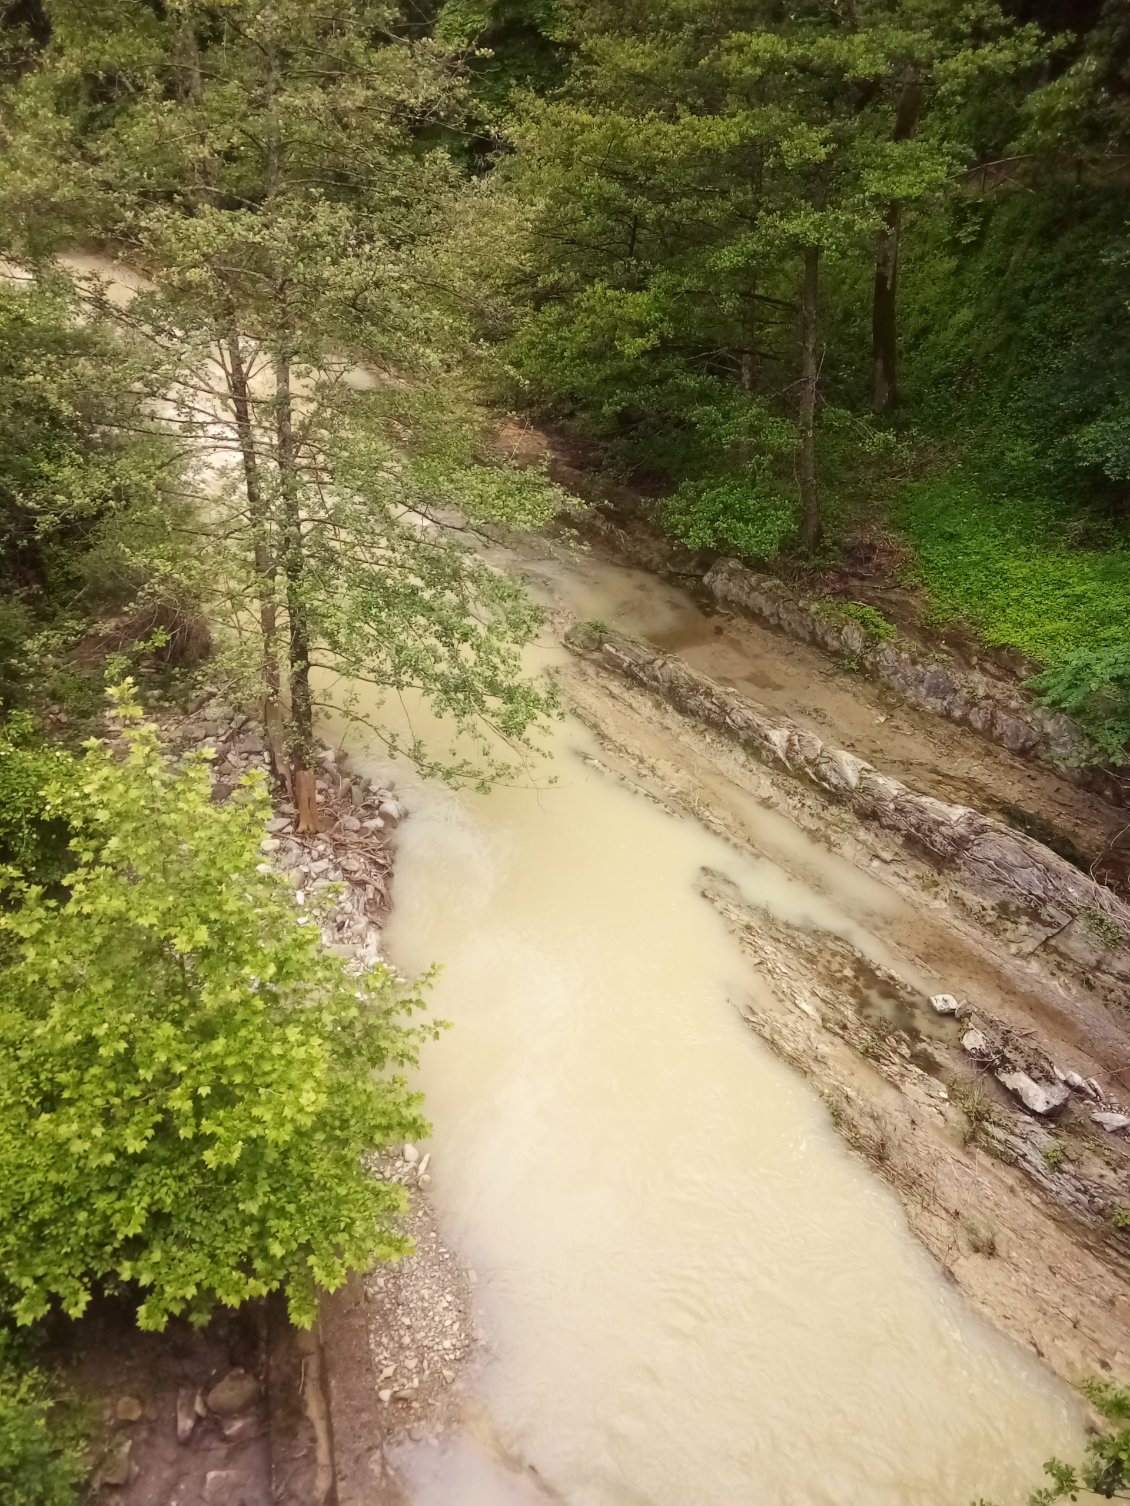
[0,1337,86,1506]
[895,474,1130,667]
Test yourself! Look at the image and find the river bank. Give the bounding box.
[332,510,1130,1503]
[554,608,1130,1382]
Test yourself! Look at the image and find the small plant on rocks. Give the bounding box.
[951,1077,995,1146]
[974,1381,1130,1504]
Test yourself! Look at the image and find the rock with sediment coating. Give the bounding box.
[997,1071,1070,1117]
[962,1027,991,1058]
[205,1367,259,1416]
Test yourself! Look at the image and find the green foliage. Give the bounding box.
[899,191,1130,508]
[1040,1141,1065,1169]
[0,271,187,717]
[0,685,433,1331]
[976,1382,1130,1504]
[1030,644,1130,765]
[0,602,32,710]
[0,716,73,885]
[500,0,1041,546]
[818,600,897,644]
[5,0,566,798]
[896,474,1130,668]
[437,0,568,114]
[663,474,797,561]
[0,1338,85,1506]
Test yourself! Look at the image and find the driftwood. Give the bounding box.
[565,622,1130,987]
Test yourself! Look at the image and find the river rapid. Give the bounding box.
[346,547,1083,1506]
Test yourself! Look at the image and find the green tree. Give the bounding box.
[0,684,432,1331]
[0,270,184,709]
[3,0,565,828]
[502,0,1039,549]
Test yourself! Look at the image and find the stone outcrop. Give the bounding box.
[565,622,1130,987]
[704,557,1125,801]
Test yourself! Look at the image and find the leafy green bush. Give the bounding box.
[0,1339,84,1506]
[663,475,797,560]
[0,685,433,1331]
[0,716,74,885]
[1030,643,1130,764]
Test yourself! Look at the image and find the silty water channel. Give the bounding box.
[51,253,1083,1506]
[350,547,1083,1506]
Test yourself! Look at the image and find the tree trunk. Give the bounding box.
[798,244,822,552]
[274,353,319,832]
[870,204,900,413]
[222,325,287,779]
[870,79,924,413]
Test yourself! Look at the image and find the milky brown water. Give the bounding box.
[33,255,1082,1504]
[346,550,1083,1506]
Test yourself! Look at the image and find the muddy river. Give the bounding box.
[350,548,1082,1506]
[40,253,1085,1504]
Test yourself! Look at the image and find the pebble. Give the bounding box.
[97,1437,132,1487]
[220,1414,259,1442]
[928,993,960,1015]
[205,1367,260,1416]
[260,837,281,853]
[115,1395,143,1422]
[403,1143,419,1164]
[378,1389,393,1404]
[204,1469,248,1504]
[176,1388,197,1444]
[1092,1111,1130,1132]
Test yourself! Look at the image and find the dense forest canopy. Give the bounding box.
[2,0,1129,753]
[473,0,1130,757]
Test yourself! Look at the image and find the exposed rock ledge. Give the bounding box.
[705,557,1124,803]
[564,623,1130,988]
[700,871,1130,1384]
